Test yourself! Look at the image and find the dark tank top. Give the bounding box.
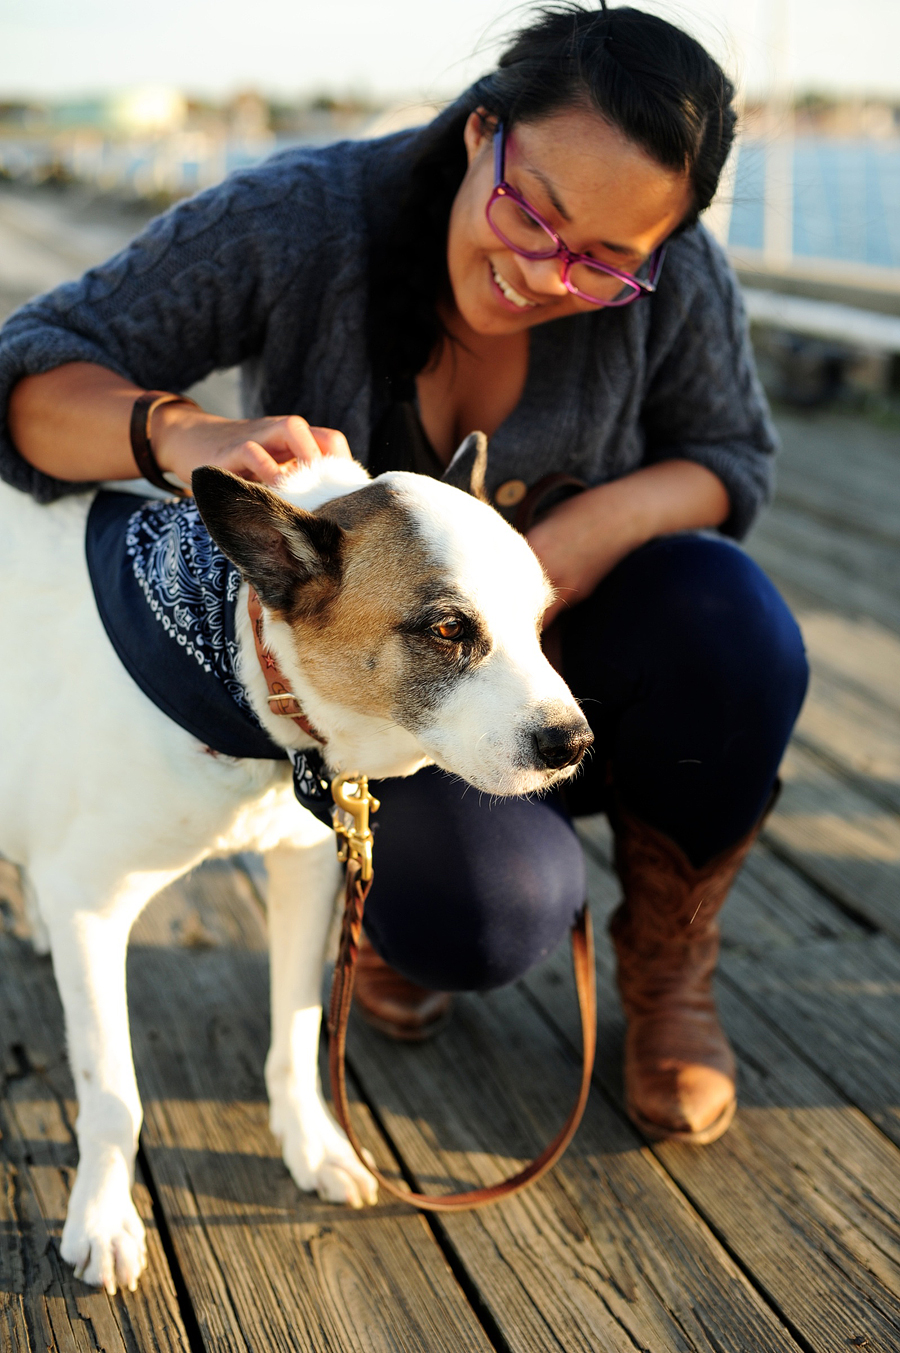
[368,392,445,479]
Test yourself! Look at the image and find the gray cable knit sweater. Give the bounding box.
[0,129,776,538]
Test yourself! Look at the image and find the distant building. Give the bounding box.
[53,88,188,135]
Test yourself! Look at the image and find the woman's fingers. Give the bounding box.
[309,426,352,459]
[246,417,353,468]
[156,408,353,487]
[212,431,350,486]
[274,415,326,464]
[223,440,290,485]
[255,416,351,465]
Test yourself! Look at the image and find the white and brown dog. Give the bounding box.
[0,439,591,1293]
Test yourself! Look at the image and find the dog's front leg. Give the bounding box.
[45,901,147,1292]
[264,835,377,1207]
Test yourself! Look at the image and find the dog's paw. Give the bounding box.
[284,1131,379,1209]
[274,1101,378,1208]
[61,1164,147,1293]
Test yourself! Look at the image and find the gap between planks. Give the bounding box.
[128,861,496,1353]
[0,862,191,1353]
[240,855,804,1353]
[543,826,900,1353]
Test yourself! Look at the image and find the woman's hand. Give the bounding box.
[527,461,731,628]
[152,404,352,489]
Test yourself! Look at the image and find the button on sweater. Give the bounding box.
[0,128,777,539]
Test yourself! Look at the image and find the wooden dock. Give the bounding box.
[2,399,900,1349]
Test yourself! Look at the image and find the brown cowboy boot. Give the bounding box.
[354,936,453,1041]
[610,805,768,1144]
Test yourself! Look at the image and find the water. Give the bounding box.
[729,138,900,269]
[4,124,898,271]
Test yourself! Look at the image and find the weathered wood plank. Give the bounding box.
[723,840,865,951]
[763,741,900,937]
[772,408,900,550]
[751,609,900,815]
[0,1071,187,1353]
[346,982,802,1353]
[0,867,190,1353]
[795,668,900,814]
[241,849,801,1353]
[723,933,900,1151]
[526,852,900,1353]
[748,503,900,634]
[797,611,900,717]
[128,863,494,1353]
[661,984,900,1353]
[748,408,900,638]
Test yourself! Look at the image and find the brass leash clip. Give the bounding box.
[331,772,380,882]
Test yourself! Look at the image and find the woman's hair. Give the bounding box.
[369,2,738,384]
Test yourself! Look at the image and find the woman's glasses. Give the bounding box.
[485,123,666,307]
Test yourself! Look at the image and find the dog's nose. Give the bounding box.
[532,721,593,771]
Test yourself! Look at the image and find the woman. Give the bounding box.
[0,4,807,1145]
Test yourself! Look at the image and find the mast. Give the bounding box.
[763,0,794,269]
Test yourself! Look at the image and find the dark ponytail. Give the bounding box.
[368,2,737,384]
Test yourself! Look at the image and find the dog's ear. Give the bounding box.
[192,466,344,616]
[441,430,489,503]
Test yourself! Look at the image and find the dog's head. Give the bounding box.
[193,452,592,796]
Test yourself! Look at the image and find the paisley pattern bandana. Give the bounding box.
[86,490,333,822]
[127,494,249,712]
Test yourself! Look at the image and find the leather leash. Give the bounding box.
[248,593,598,1211]
[325,772,597,1212]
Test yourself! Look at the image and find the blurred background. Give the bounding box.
[2,0,900,414]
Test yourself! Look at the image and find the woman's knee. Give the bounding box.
[362,767,586,992]
[561,533,810,832]
[612,534,808,704]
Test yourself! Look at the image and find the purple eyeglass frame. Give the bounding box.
[486,123,666,306]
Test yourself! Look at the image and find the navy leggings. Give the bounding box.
[363,535,809,993]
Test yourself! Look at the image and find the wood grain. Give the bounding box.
[128,863,494,1353]
[781,611,900,812]
[748,503,900,634]
[526,850,900,1353]
[345,978,802,1353]
[773,408,900,550]
[746,409,900,638]
[795,667,900,813]
[764,741,900,937]
[0,879,189,1353]
[723,933,900,1150]
[241,844,802,1353]
[797,611,900,716]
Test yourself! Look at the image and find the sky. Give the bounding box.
[1,0,898,103]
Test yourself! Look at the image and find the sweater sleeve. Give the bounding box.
[639,227,778,540]
[0,151,329,501]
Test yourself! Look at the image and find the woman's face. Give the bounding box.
[446,105,694,336]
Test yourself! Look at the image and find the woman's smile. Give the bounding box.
[489,260,539,311]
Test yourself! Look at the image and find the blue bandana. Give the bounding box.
[86,491,332,820]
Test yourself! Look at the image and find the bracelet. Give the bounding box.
[130,390,200,495]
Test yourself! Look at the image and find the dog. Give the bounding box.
[0,438,591,1294]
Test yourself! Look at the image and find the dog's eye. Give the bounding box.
[431,618,463,641]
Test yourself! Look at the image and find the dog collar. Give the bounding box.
[247,587,327,747]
